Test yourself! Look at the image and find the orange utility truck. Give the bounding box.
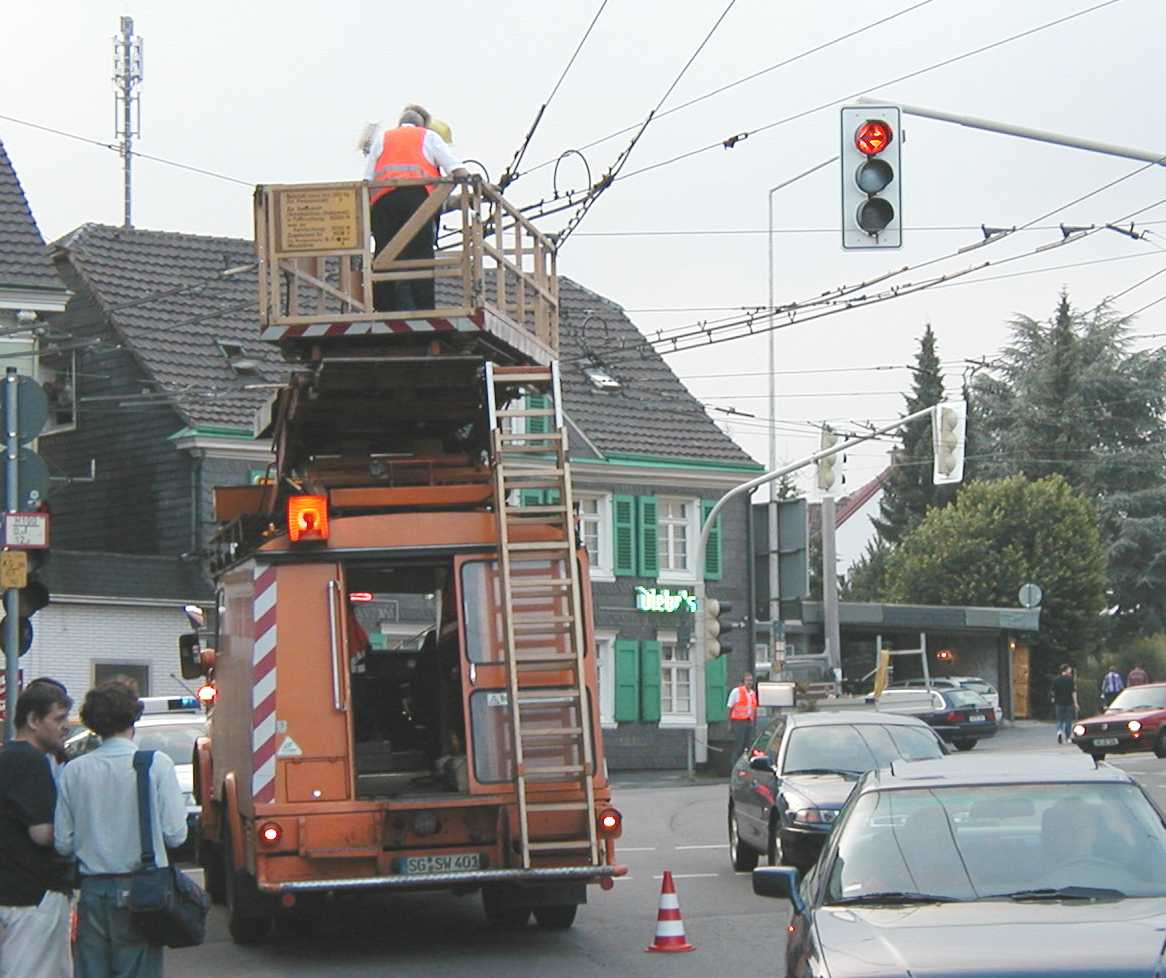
[179,175,624,943]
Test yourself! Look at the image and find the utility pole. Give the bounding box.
[2,369,17,741]
[820,494,841,679]
[113,16,144,229]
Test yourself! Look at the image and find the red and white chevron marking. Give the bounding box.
[251,564,278,803]
[260,310,485,343]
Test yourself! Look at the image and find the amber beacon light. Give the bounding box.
[287,494,330,543]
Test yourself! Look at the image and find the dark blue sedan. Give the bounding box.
[754,752,1166,978]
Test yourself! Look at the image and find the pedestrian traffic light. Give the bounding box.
[932,400,968,485]
[0,576,47,656]
[704,598,735,659]
[816,425,843,493]
[841,105,902,249]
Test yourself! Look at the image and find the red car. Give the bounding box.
[1072,682,1166,759]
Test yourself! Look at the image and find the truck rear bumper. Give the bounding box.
[258,863,627,894]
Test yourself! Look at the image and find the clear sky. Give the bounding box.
[4,0,1164,495]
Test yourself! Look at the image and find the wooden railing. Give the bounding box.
[253,177,558,354]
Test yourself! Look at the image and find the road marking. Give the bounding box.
[619,846,658,852]
[614,876,635,882]
[652,873,720,880]
[675,844,728,850]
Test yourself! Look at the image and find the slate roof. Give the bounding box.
[51,223,757,466]
[44,550,212,602]
[0,139,61,292]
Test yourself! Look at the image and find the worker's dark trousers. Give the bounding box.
[370,186,435,312]
[733,719,755,759]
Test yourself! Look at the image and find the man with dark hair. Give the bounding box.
[1052,664,1078,745]
[56,680,186,977]
[0,683,73,978]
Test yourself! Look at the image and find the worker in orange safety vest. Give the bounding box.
[360,106,468,312]
[727,673,758,758]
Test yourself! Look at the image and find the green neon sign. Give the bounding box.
[635,586,698,614]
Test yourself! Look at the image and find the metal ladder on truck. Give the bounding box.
[486,362,599,870]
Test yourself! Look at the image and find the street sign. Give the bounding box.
[1018,582,1043,608]
[0,376,48,444]
[3,512,49,549]
[0,448,48,511]
[0,551,27,589]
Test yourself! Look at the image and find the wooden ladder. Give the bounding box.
[486,361,599,870]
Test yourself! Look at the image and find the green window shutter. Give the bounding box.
[614,639,640,722]
[640,640,662,723]
[613,495,637,577]
[702,499,722,581]
[637,495,658,578]
[526,394,548,435]
[706,655,728,723]
[520,488,545,507]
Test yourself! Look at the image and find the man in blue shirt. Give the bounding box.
[1101,665,1125,708]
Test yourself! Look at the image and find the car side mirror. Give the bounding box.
[178,632,205,680]
[749,755,777,775]
[753,866,805,913]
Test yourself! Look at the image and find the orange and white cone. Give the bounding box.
[645,870,694,952]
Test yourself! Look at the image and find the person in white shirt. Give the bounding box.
[56,680,187,978]
[361,105,468,312]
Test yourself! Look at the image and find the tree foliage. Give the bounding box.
[970,292,1166,636]
[842,536,892,601]
[886,475,1107,680]
[872,324,956,544]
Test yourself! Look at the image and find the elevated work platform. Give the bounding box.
[253,176,559,365]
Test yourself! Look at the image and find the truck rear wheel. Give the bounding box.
[201,840,226,905]
[533,905,577,929]
[224,821,272,944]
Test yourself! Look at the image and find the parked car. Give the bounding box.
[65,694,207,859]
[867,676,1000,712]
[727,711,946,873]
[877,686,997,750]
[753,751,1166,978]
[1072,682,1166,759]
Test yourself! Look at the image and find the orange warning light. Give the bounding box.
[287,494,329,543]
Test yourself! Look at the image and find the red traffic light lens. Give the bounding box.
[855,119,893,156]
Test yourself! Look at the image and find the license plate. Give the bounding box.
[400,854,481,875]
[969,714,985,722]
[1093,737,1119,747]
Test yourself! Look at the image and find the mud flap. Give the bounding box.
[485,882,587,909]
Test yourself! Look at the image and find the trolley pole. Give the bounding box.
[3,368,20,741]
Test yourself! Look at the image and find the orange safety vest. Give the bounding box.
[370,126,440,205]
[729,685,757,722]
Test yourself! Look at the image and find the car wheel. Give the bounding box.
[953,739,977,752]
[224,821,271,945]
[729,807,758,871]
[533,905,578,929]
[767,821,783,867]
[1155,732,1166,759]
[482,886,531,929]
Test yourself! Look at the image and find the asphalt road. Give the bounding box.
[166,722,1166,978]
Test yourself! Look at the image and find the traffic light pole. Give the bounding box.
[693,403,941,720]
[3,368,18,741]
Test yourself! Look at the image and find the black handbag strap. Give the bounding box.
[133,750,157,870]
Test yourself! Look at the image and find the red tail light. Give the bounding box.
[985,709,995,721]
[598,808,622,838]
[196,683,216,707]
[258,822,283,847]
[944,711,967,723]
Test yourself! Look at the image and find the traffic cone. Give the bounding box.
[645,870,694,952]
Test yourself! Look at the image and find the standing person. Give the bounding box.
[727,673,759,758]
[56,680,187,978]
[362,106,468,312]
[0,682,73,978]
[1052,664,1078,745]
[1101,665,1125,708]
[1127,662,1151,687]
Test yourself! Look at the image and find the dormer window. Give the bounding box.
[216,339,260,377]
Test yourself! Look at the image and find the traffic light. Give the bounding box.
[932,400,968,485]
[841,105,902,249]
[816,425,842,493]
[0,574,47,656]
[704,598,735,660]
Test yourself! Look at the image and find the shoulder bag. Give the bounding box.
[127,750,210,948]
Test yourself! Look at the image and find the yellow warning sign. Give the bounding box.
[277,187,361,253]
[0,551,28,589]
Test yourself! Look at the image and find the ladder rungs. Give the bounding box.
[500,481,563,491]
[517,689,581,702]
[505,506,570,517]
[526,801,590,812]
[522,727,584,740]
[498,432,561,443]
[512,614,575,625]
[493,369,554,383]
[515,655,578,667]
[507,541,571,552]
[522,764,585,777]
[495,409,556,419]
[527,840,593,851]
[510,578,572,592]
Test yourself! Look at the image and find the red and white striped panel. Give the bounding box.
[251,564,278,803]
[260,310,485,343]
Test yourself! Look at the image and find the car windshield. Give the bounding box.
[782,724,943,776]
[947,690,988,708]
[135,722,204,766]
[1107,688,1166,712]
[960,680,994,695]
[824,782,1166,903]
